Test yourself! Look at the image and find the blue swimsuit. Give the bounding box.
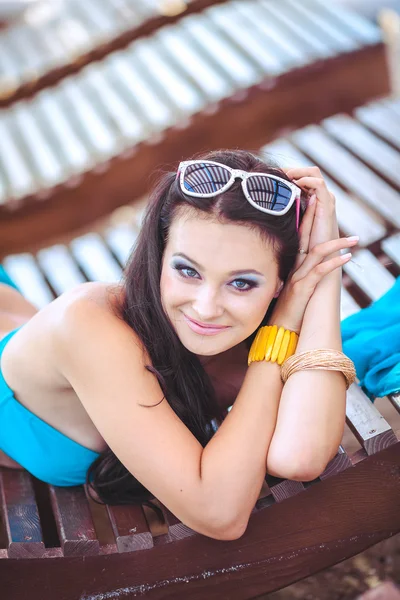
[0,266,101,486]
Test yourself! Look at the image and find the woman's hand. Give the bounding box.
[268,167,358,333]
[287,166,338,250]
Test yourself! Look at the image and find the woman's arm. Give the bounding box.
[266,261,346,481]
[57,298,283,541]
[266,173,347,481]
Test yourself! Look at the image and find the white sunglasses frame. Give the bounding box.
[177,160,302,216]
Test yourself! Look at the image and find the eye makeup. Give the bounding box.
[171,261,260,292]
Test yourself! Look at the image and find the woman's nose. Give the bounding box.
[192,286,224,320]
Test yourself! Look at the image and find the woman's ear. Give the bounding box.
[273,281,284,298]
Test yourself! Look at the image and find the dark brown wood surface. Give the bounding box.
[1,444,399,599]
[48,485,100,557]
[0,470,45,558]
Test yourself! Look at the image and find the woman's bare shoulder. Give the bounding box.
[54,281,147,365]
[57,281,124,313]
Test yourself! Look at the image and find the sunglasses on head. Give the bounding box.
[176,160,302,231]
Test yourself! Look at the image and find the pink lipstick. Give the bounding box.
[183,314,230,336]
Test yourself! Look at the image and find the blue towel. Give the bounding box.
[340,276,400,401]
[0,265,19,291]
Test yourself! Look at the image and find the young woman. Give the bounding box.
[0,149,357,541]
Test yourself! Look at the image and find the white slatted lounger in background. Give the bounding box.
[0,0,383,106]
[0,0,389,256]
[0,0,386,205]
[3,218,141,309]
[0,0,219,104]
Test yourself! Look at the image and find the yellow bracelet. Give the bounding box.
[248,325,299,366]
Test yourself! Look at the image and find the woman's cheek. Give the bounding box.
[243,292,274,328]
[161,272,187,307]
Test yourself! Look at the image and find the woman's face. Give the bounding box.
[160,209,282,357]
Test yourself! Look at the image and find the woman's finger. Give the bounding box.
[294,195,317,268]
[286,166,322,180]
[293,236,359,280]
[307,251,353,287]
[290,176,333,206]
[298,195,317,242]
[294,251,353,299]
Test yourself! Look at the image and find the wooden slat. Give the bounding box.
[291,125,400,228]
[388,392,400,415]
[60,79,121,161]
[82,66,146,149]
[0,0,231,106]
[0,470,45,558]
[36,245,87,295]
[36,88,94,175]
[181,11,262,87]
[104,223,139,267]
[106,503,154,553]
[355,101,400,151]
[105,52,174,133]
[341,286,362,320]
[259,0,333,60]
[382,233,400,268]
[346,384,398,455]
[263,138,387,246]
[207,3,285,76]
[12,102,65,190]
[319,445,352,480]
[284,0,360,53]
[2,253,54,308]
[153,502,197,546]
[231,1,305,69]
[342,249,395,301]
[155,24,233,103]
[312,0,382,45]
[133,37,205,115]
[322,114,400,189]
[264,474,305,503]
[69,233,123,282]
[48,486,99,556]
[0,114,37,200]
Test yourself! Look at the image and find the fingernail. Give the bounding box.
[346,236,359,242]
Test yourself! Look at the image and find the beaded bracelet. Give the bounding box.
[248,325,299,367]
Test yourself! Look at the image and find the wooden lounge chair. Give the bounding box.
[1,95,399,599]
[0,0,229,107]
[0,0,390,255]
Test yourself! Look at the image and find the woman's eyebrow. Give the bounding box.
[172,252,265,277]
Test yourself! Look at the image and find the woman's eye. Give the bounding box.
[231,279,256,292]
[174,265,199,279]
[173,264,257,292]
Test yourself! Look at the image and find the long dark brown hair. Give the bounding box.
[86,149,306,509]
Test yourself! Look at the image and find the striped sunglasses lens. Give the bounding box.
[182,162,231,195]
[245,174,293,212]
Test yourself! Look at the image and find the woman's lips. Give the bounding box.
[183,314,230,336]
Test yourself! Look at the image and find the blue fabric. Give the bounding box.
[0,265,19,291]
[341,276,400,401]
[0,328,101,486]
